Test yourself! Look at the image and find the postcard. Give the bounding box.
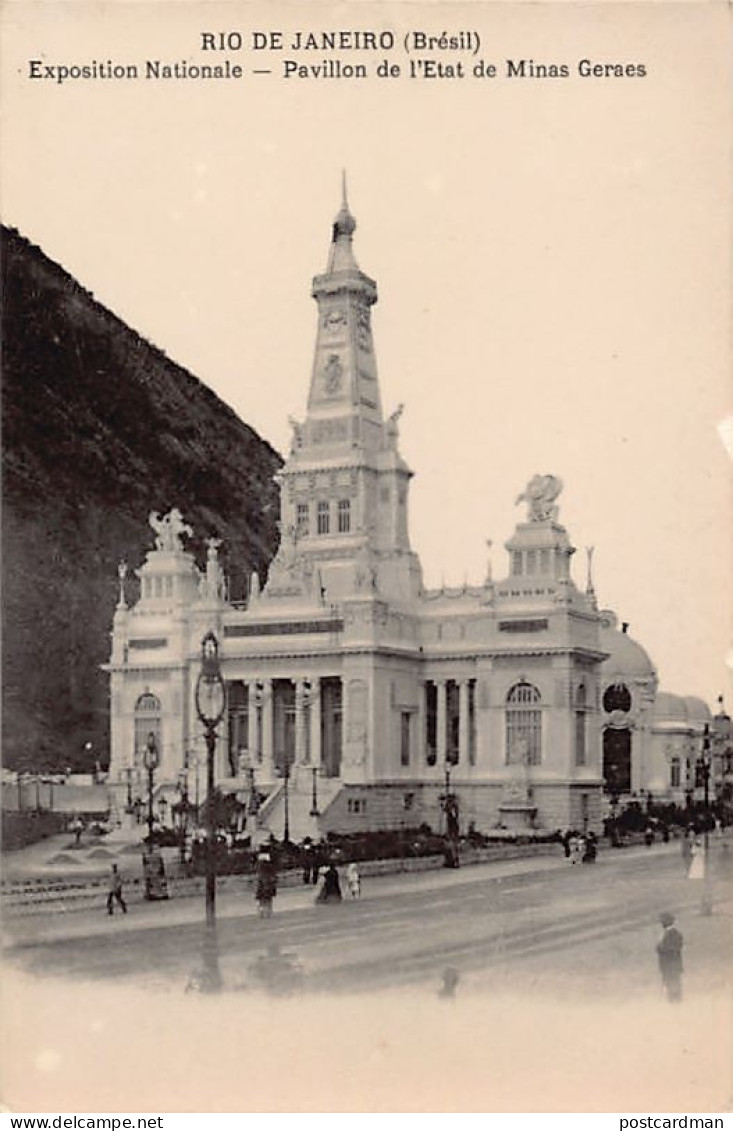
[1,0,731,1115]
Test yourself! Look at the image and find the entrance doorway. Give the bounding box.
[273,680,295,777]
[321,677,343,778]
[603,728,632,795]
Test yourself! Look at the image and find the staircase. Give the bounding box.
[255,769,343,843]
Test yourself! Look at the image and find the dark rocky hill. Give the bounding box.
[2,226,282,773]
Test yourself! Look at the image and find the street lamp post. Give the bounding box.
[177,769,189,867]
[698,725,713,916]
[124,766,134,812]
[310,765,320,817]
[143,733,159,848]
[283,759,291,843]
[194,631,226,933]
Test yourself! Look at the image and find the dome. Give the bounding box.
[333,201,356,238]
[599,623,656,680]
[653,691,689,723]
[684,696,712,723]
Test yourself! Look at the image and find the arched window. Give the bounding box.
[505,682,542,765]
[603,683,632,713]
[134,692,162,763]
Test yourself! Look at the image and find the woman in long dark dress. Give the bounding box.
[255,852,277,918]
[316,862,342,904]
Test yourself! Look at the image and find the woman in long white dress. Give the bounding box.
[688,837,706,880]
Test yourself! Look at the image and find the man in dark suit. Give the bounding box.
[656,912,684,1002]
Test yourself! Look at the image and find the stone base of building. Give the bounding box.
[317,780,604,839]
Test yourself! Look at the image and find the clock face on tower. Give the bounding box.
[324,309,347,332]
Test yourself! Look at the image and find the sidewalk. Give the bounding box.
[2,841,680,949]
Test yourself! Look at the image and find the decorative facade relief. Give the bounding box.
[311,418,349,444]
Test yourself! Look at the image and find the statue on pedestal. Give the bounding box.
[502,737,533,806]
[149,508,193,552]
[515,475,563,523]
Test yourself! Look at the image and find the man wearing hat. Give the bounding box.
[656,912,684,1002]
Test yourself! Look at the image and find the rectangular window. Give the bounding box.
[400,712,411,766]
[512,551,523,576]
[337,498,351,533]
[317,501,330,535]
[468,680,477,765]
[671,759,681,788]
[425,682,437,765]
[296,503,309,536]
[575,710,586,766]
[506,709,542,765]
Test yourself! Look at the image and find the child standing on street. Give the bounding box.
[346,861,361,899]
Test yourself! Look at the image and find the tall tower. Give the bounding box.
[266,182,423,605]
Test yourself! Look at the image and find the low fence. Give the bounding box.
[1,841,561,918]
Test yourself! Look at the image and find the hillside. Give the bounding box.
[1,226,282,772]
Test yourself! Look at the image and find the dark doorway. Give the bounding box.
[273,680,295,776]
[603,728,632,794]
[321,677,343,778]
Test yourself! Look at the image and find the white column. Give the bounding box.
[247,682,259,764]
[459,679,470,768]
[310,678,322,769]
[295,678,307,765]
[437,679,447,767]
[262,679,274,780]
[417,680,426,768]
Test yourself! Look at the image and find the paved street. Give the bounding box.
[4,842,732,996]
[2,842,731,1113]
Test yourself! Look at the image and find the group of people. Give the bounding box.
[254,851,362,918]
[560,829,598,865]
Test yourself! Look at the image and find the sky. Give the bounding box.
[2,1,731,703]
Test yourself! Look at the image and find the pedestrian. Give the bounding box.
[644,824,655,848]
[106,864,127,915]
[255,851,277,918]
[570,833,585,866]
[560,829,572,859]
[681,827,694,870]
[438,967,460,999]
[311,846,323,885]
[583,831,597,863]
[316,861,343,904]
[346,861,361,898]
[688,836,705,881]
[656,912,683,1002]
[301,838,313,885]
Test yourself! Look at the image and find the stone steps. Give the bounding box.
[255,770,342,843]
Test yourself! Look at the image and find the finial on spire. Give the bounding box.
[332,171,356,242]
[117,561,128,609]
[585,545,595,596]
